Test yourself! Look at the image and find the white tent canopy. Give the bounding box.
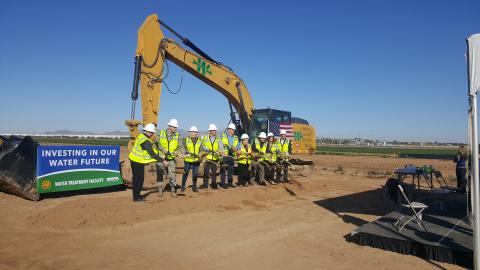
[468,34,480,95]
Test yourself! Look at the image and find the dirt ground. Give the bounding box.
[0,151,464,270]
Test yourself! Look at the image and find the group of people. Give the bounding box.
[128,119,292,202]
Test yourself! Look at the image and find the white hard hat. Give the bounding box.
[258,132,267,139]
[267,132,274,137]
[227,123,236,130]
[189,126,198,132]
[208,123,217,131]
[280,129,287,135]
[143,123,156,133]
[167,118,179,128]
[241,134,249,140]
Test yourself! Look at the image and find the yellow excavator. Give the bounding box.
[125,13,316,154]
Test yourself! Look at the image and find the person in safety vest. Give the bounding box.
[128,123,167,202]
[180,126,201,193]
[251,132,268,185]
[220,123,239,188]
[276,129,292,183]
[265,132,280,184]
[156,118,183,197]
[200,124,225,189]
[236,134,252,186]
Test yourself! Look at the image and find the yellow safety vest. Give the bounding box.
[128,133,158,164]
[184,137,201,163]
[277,138,290,156]
[254,139,267,161]
[202,135,221,161]
[237,143,252,165]
[159,130,179,160]
[221,133,238,156]
[267,142,278,162]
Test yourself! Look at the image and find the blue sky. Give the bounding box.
[0,0,478,142]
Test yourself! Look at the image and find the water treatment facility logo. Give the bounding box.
[40,179,52,190]
[193,57,212,76]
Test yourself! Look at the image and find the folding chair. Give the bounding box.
[433,170,450,189]
[394,185,428,232]
[421,172,434,189]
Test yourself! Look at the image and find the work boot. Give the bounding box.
[171,186,177,197]
[211,182,218,189]
[134,198,145,203]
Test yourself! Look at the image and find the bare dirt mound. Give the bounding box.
[26,183,307,231]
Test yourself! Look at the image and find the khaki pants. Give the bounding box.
[251,160,265,184]
[156,160,177,191]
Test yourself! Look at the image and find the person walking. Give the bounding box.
[236,134,252,186]
[181,126,201,193]
[220,123,239,188]
[277,129,292,183]
[156,119,183,197]
[453,145,467,193]
[129,123,167,202]
[251,132,267,185]
[201,124,225,189]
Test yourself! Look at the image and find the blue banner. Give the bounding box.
[36,145,123,193]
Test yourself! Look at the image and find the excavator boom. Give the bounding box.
[126,13,253,142]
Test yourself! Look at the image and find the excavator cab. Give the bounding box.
[249,108,316,154]
[250,108,291,139]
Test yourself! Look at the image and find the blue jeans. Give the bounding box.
[182,161,199,191]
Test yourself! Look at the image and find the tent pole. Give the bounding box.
[469,103,474,224]
[471,93,480,270]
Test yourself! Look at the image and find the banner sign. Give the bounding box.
[36,145,123,193]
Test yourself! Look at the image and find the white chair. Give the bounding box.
[394,185,428,232]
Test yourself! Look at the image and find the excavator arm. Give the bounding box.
[125,13,254,144]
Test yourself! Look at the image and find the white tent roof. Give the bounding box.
[468,34,480,95]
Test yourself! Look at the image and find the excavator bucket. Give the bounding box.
[288,157,315,177]
[0,136,39,201]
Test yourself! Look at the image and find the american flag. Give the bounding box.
[268,121,293,139]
